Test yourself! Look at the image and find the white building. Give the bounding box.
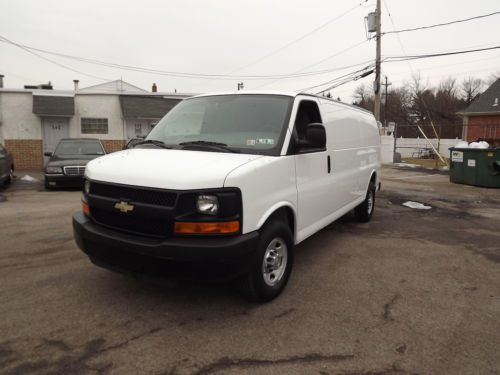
[0,77,190,169]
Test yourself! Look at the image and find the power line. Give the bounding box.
[383,10,500,36]
[385,45,500,62]
[314,69,374,94]
[256,39,371,89]
[0,35,373,81]
[298,64,375,92]
[0,35,110,81]
[226,0,370,74]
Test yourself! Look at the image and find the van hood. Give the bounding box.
[85,148,263,190]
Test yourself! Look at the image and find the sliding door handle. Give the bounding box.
[327,155,331,173]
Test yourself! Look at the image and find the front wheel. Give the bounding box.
[242,219,294,303]
[354,181,376,222]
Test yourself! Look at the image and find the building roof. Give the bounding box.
[32,94,75,117]
[119,95,183,119]
[78,80,148,94]
[459,78,500,115]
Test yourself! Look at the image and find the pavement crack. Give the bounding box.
[97,327,164,354]
[383,294,400,321]
[193,353,354,374]
[272,307,296,319]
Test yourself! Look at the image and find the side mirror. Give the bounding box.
[298,123,326,150]
[44,152,53,157]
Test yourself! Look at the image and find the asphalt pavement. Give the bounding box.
[0,165,499,375]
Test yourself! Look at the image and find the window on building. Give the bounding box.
[81,118,108,134]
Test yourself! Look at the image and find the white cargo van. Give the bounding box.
[73,92,380,302]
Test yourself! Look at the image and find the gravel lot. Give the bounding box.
[0,166,499,375]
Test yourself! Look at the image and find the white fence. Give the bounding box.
[380,135,462,164]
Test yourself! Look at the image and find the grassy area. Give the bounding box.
[401,157,450,169]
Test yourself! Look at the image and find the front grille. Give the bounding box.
[64,166,86,175]
[90,206,171,237]
[90,182,176,207]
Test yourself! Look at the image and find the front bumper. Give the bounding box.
[45,174,84,188]
[73,212,259,279]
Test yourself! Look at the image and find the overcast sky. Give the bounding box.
[1,0,499,101]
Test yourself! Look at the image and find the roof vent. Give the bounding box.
[494,98,499,107]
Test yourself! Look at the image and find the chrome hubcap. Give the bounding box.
[262,237,288,287]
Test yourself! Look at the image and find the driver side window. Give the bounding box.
[289,100,323,154]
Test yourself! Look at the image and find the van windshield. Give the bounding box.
[146,94,293,155]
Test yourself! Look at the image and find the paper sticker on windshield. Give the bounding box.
[256,138,275,145]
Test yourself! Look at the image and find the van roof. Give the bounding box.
[190,91,373,116]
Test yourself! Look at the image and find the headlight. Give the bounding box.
[46,166,62,174]
[196,195,219,215]
[84,180,91,195]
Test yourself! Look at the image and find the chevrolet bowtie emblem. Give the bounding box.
[114,201,134,213]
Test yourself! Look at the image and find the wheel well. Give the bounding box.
[370,172,377,184]
[266,206,295,236]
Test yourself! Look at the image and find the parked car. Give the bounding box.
[0,144,14,185]
[73,92,381,302]
[45,138,106,189]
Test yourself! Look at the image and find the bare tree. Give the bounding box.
[461,76,483,105]
[438,77,457,97]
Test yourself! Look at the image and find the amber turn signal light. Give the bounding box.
[82,201,90,216]
[174,221,239,234]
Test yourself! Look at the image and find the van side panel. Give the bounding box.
[319,101,364,203]
[320,99,380,197]
[223,155,298,239]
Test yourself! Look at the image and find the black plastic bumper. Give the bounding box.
[72,212,259,279]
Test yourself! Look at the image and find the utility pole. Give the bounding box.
[381,75,392,126]
[373,0,382,122]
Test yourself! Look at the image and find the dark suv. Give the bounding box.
[45,138,106,189]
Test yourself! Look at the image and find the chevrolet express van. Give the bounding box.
[73,92,380,302]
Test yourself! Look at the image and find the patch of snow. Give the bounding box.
[454,141,469,148]
[393,163,420,168]
[402,201,432,210]
[469,141,490,149]
[20,175,39,182]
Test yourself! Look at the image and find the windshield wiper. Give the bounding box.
[134,139,172,149]
[179,140,240,153]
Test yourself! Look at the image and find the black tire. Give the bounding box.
[5,166,13,185]
[44,177,52,190]
[354,181,376,223]
[242,219,294,303]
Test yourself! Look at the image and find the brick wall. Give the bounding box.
[467,115,500,145]
[101,139,126,153]
[4,139,43,170]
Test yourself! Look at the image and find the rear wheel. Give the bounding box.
[5,166,14,185]
[242,219,294,303]
[354,181,376,222]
